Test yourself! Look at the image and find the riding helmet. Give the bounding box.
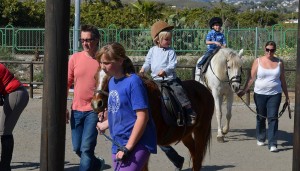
[209,17,223,29]
[151,20,174,40]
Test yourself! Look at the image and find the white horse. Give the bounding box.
[195,48,243,142]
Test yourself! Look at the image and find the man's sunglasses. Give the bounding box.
[265,48,275,53]
[79,38,94,43]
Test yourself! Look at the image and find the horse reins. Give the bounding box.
[202,61,291,120]
[94,89,109,96]
[208,60,242,87]
[238,95,292,120]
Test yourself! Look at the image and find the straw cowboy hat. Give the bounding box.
[151,20,174,40]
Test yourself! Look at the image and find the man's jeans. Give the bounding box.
[71,110,99,171]
[254,93,281,148]
[159,145,184,169]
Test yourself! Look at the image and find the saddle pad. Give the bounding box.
[155,81,184,126]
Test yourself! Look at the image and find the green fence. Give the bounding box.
[0,24,297,58]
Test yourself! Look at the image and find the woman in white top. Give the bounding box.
[238,41,289,152]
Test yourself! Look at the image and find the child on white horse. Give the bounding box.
[139,20,196,126]
[197,17,227,71]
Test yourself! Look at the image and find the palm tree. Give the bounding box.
[131,0,164,27]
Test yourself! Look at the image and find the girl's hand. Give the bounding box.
[98,108,108,122]
[116,150,125,161]
[115,147,130,161]
[96,120,109,134]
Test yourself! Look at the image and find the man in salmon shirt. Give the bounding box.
[67,25,105,171]
[0,63,29,171]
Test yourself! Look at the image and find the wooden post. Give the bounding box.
[30,63,33,98]
[40,0,70,170]
[293,2,300,170]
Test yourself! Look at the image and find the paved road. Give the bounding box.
[6,98,294,171]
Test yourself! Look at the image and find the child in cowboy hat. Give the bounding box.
[139,20,196,126]
[139,20,192,171]
[197,17,227,70]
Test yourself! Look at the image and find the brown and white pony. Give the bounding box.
[92,63,214,171]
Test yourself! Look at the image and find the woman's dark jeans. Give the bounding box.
[254,93,281,148]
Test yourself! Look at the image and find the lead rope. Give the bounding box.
[238,95,291,120]
[98,114,122,171]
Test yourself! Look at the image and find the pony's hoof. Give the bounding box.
[222,129,229,135]
[217,136,225,143]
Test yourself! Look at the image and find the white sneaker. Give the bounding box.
[257,141,264,146]
[270,146,278,152]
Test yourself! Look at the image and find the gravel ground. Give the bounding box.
[4,98,295,171]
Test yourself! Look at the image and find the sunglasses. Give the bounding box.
[79,38,94,43]
[265,48,275,53]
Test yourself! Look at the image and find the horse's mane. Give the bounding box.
[212,48,242,78]
[97,57,157,92]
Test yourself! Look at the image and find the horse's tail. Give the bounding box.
[187,80,214,170]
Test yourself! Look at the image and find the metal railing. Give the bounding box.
[0,60,43,98]
[0,60,295,101]
[0,24,297,58]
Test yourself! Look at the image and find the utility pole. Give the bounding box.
[292,1,300,170]
[73,0,81,53]
[40,0,70,170]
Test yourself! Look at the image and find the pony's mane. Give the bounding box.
[211,48,242,79]
[218,48,242,68]
[101,74,110,91]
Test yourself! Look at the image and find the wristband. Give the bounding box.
[117,146,130,160]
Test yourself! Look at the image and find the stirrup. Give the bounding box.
[177,112,184,126]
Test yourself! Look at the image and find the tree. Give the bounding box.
[0,0,45,27]
[131,0,165,27]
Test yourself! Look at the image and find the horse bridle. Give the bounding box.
[94,89,109,96]
[209,59,242,86]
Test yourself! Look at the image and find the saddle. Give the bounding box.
[201,47,221,74]
[154,80,185,126]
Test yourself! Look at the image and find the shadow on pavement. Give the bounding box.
[12,161,112,171]
[64,163,111,171]
[202,164,235,170]
[224,129,293,149]
[11,162,40,170]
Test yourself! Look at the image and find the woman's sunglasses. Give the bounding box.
[265,48,275,53]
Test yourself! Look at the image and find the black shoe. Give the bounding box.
[197,64,203,70]
[93,157,105,171]
[175,156,185,171]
